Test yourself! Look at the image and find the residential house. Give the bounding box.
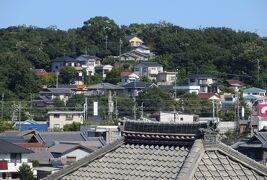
[175,85,200,94]
[232,129,267,164]
[80,125,121,144]
[120,72,139,85]
[220,93,237,108]
[198,93,220,101]
[135,44,151,54]
[123,81,153,97]
[157,111,199,123]
[75,55,101,76]
[34,132,90,148]
[16,143,53,167]
[51,56,82,73]
[134,62,163,80]
[156,71,176,85]
[35,69,47,77]
[0,139,33,179]
[189,74,219,93]
[120,50,154,61]
[225,79,244,92]
[48,111,84,130]
[94,65,113,78]
[243,87,266,98]
[128,35,143,47]
[40,88,73,102]
[45,120,267,180]
[48,142,94,166]
[85,83,125,96]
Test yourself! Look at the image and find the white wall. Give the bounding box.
[61,149,90,161]
[49,113,83,129]
[0,153,32,173]
[160,112,196,123]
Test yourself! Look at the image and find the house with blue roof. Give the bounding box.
[243,87,266,98]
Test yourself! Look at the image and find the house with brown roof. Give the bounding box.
[225,79,244,92]
[44,120,267,180]
[120,71,139,85]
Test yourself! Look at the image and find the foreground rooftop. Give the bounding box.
[45,120,267,180]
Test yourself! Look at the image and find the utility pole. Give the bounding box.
[133,81,137,120]
[84,97,88,121]
[105,35,108,50]
[56,71,59,88]
[141,102,144,120]
[1,93,4,121]
[18,102,21,131]
[212,99,215,119]
[108,90,113,121]
[119,38,122,56]
[257,59,260,83]
[115,96,118,120]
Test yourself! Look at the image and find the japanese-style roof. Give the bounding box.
[0,139,33,154]
[76,54,101,61]
[44,120,267,180]
[87,83,124,90]
[135,61,163,67]
[225,79,243,86]
[243,87,266,93]
[198,93,219,100]
[190,73,217,79]
[46,88,73,94]
[36,132,89,147]
[123,81,153,89]
[35,69,47,77]
[52,56,76,63]
[120,71,134,77]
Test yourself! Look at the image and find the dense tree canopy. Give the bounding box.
[0,16,267,100]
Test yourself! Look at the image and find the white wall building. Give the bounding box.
[48,111,84,130]
[0,140,33,179]
[159,112,199,123]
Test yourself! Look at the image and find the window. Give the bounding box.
[54,114,60,118]
[66,114,73,120]
[66,156,76,165]
[54,124,60,129]
[180,118,183,121]
[10,153,21,163]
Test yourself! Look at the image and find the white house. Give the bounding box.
[159,112,199,123]
[0,140,33,179]
[48,111,84,130]
[189,74,219,93]
[134,62,163,80]
[174,85,201,94]
[157,71,176,85]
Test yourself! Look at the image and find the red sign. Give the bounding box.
[0,160,8,170]
[258,104,267,117]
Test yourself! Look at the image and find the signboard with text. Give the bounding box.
[258,104,267,117]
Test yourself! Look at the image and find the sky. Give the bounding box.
[1,0,267,37]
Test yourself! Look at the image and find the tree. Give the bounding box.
[105,68,121,84]
[63,122,81,131]
[59,66,76,84]
[137,86,175,114]
[18,163,34,180]
[0,52,41,99]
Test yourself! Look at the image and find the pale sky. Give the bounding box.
[1,0,267,37]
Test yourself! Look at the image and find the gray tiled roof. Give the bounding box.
[37,132,88,147]
[28,148,53,165]
[0,139,33,154]
[62,143,190,180]
[44,121,267,180]
[87,83,124,90]
[193,151,267,180]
